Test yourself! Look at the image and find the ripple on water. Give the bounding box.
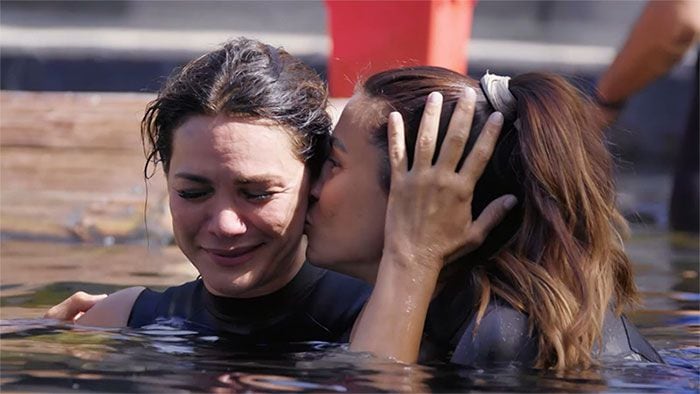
[1,230,698,392]
[0,320,698,393]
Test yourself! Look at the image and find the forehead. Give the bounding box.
[170,115,303,174]
[334,94,387,140]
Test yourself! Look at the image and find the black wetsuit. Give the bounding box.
[128,262,371,344]
[420,278,663,366]
[128,260,661,364]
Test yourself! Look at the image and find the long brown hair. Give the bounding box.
[361,66,637,369]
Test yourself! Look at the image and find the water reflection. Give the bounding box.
[1,320,698,393]
[0,227,698,392]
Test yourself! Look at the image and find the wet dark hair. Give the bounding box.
[141,37,332,178]
[360,66,636,369]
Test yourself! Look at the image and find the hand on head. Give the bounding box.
[348,85,518,363]
[382,88,517,275]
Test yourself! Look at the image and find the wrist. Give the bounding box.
[380,246,443,280]
[349,254,438,363]
[594,90,627,111]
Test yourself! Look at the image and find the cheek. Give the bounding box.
[168,195,203,237]
[353,194,387,258]
[357,176,388,241]
[168,197,188,231]
[317,176,345,220]
[354,197,386,232]
[369,201,387,238]
[252,193,308,236]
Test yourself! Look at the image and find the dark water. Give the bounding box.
[0,319,698,393]
[1,227,698,393]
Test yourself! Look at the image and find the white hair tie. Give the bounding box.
[480,71,516,117]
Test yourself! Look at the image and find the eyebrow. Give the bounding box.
[173,172,284,185]
[331,136,347,153]
[173,173,210,184]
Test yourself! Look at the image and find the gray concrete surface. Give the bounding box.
[0,0,697,174]
[1,0,656,67]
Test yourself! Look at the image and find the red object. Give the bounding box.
[326,0,475,97]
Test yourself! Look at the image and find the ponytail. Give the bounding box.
[361,67,638,369]
[475,73,637,369]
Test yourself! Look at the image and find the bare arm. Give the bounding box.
[349,89,515,362]
[597,0,700,107]
[45,286,146,327]
[44,291,107,322]
[74,286,145,327]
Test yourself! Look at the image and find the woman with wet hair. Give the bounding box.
[47,38,508,345]
[53,37,374,343]
[44,38,506,352]
[306,66,661,368]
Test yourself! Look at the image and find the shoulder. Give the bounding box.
[451,300,537,366]
[76,286,146,327]
[601,310,663,363]
[159,279,203,303]
[128,280,204,328]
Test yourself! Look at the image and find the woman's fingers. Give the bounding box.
[445,194,517,264]
[468,194,518,246]
[388,111,408,175]
[413,92,443,169]
[438,87,477,171]
[460,112,503,184]
[44,291,107,322]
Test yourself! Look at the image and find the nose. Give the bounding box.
[310,166,328,201]
[310,178,323,203]
[208,207,247,238]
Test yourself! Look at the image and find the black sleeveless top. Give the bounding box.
[420,278,663,366]
[127,262,372,344]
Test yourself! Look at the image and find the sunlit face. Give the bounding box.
[306,96,388,281]
[168,115,309,298]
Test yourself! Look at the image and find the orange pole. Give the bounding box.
[326,0,475,97]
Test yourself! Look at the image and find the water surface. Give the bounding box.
[1,229,698,393]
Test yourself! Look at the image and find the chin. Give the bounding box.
[201,274,250,296]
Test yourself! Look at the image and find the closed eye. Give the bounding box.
[242,190,275,202]
[326,156,341,172]
[177,189,211,200]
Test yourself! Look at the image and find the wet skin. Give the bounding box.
[168,115,310,298]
